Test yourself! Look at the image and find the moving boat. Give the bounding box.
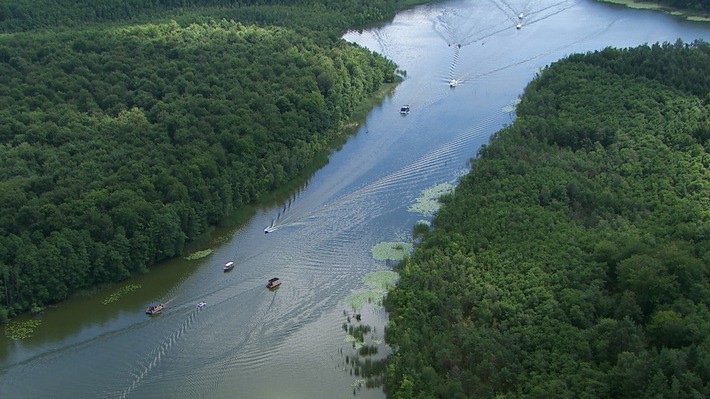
[267,277,281,289]
[449,79,458,87]
[519,12,524,19]
[516,23,522,29]
[223,261,234,272]
[264,226,277,234]
[197,301,206,309]
[399,105,410,114]
[146,303,164,315]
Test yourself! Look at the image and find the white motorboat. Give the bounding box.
[449,79,458,87]
[264,226,277,234]
[197,301,206,309]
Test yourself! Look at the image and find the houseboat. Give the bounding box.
[146,303,164,315]
[267,277,281,289]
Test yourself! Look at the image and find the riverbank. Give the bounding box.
[597,0,710,22]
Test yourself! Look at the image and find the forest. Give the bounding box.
[384,40,710,398]
[0,0,415,320]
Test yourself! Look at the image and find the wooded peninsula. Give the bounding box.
[385,40,710,398]
[0,0,418,320]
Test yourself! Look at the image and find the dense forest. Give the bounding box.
[385,40,710,398]
[0,0,405,35]
[0,0,415,320]
[653,0,710,14]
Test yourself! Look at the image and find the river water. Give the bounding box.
[1,1,708,398]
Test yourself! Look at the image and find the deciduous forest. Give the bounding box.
[384,40,710,398]
[0,0,413,320]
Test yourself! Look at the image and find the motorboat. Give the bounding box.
[399,105,410,114]
[516,23,522,29]
[449,79,458,87]
[223,261,234,272]
[519,12,524,19]
[264,226,277,234]
[267,277,282,289]
[146,303,164,315]
[197,301,206,309]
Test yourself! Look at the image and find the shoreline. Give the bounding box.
[597,0,710,22]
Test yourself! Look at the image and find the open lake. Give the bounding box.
[1,0,708,397]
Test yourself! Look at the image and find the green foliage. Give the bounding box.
[0,10,398,316]
[386,41,710,398]
[4,319,42,340]
[101,284,141,305]
[371,242,413,261]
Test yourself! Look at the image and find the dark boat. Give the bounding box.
[146,303,164,315]
[267,278,281,289]
[399,105,410,114]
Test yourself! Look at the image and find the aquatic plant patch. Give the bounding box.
[348,290,384,311]
[407,183,454,217]
[370,241,412,261]
[102,284,142,305]
[363,271,399,291]
[4,319,42,340]
[184,249,214,260]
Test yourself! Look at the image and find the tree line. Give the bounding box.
[384,40,710,398]
[0,0,407,34]
[0,5,402,319]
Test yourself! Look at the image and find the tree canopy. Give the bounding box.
[0,3,402,320]
[385,40,710,398]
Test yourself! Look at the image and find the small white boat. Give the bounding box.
[449,79,458,87]
[197,301,206,309]
[519,12,524,19]
[399,105,410,114]
[516,23,522,29]
[264,226,277,234]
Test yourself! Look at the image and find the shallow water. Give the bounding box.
[1,1,709,397]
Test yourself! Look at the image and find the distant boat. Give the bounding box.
[197,301,206,309]
[449,79,458,87]
[146,303,164,315]
[267,277,281,289]
[399,105,410,114]
[223,261,234,272]
[519,12,524,19]
[264,226,277,234]
[516,23,522,29]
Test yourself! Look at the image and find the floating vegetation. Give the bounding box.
[102,284,141,305]
[407,183,454,217]
[371,241,412,261]
[348,290,384,311]
[348,271,399,310]
[184,248,213,260]
[4,319,42,340]
[363,271,399,291]
[211,234,231,245]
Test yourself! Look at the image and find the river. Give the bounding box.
[1,0,708,398]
